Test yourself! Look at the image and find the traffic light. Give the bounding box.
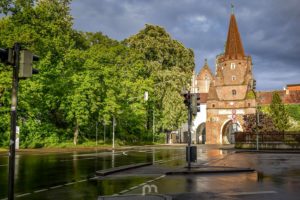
[0,48,14,65]
[0,47,39,78]
[252,79,256,90]
[191,93,200,115]
[183,92,191,107]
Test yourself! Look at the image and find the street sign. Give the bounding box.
[232,109,237,123]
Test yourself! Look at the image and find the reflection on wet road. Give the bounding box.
[0,145,300,199]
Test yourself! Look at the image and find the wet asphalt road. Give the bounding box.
[0,145,300,199]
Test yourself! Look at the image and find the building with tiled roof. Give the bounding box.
[189,8,300,145]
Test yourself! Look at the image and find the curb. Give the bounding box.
[96,162,153,176]
[235,150,300,154]
[165,168,255,175]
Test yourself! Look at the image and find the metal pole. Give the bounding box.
[152,107,155,143]
[8,43,20,200]
[112,116,115,149]
[96,122,98,146]
[187,92,191,169]
[103,123,106,144]
[256,108,259,151]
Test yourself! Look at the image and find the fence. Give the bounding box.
[235,131,300,145]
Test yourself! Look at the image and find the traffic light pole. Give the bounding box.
[187,97,192,169]
[8,43,20,200]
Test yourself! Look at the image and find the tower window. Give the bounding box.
[212,104,215,108]
[232,90,237,96]
[231,63,236,69]
[232,76,236,81]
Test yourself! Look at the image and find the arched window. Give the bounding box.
[232,76,236,81]
[232,90,237,96]
[231,63,236,69]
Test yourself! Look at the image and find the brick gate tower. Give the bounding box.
[205,11,256,144]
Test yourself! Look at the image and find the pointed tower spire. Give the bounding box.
[224,8,245,59]
[231,3,234,14]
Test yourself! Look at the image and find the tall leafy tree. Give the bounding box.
[0,0,77,146]
[270,92,290,132]
[124,24,195,132]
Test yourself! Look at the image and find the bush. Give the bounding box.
[286,104,300,121]
[20,119,61,148]
[0,113,10,147]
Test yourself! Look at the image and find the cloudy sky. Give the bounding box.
[70,0,300,91]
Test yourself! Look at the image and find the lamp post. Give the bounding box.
[111,92,148,149]
[112,115,116,149]
[152,106,155,143]
[96,122,98,146]
[253,79,259,151]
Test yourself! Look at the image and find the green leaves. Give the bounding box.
[0,4,194,146]
[124,24,194,131]
[270,92,290,132]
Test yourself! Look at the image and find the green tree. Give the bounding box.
[270,92,290,132]
[124,24,194,132]
[0,0,77,146]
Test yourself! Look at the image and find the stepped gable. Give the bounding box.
[197,59,214,78]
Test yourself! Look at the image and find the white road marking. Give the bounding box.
[119,189,129,194]
[64,182,75,186]
[155,156,185,164]
[60,157,96,162]
[50,185,63,189]
[61,154,122,162]
[117,173,167,195]
[16,193,31,198]
[223,190,277,196]
[34,189,49,193]
[76,179,87,183]
[130,186,138,190]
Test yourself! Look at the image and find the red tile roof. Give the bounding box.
[258,90,300,105]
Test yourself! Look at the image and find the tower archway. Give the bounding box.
[196,123,206,144]
[220,120,242,144]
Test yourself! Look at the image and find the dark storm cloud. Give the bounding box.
[70,0,300,90]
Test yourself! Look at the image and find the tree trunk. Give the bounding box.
[74,122,79,145]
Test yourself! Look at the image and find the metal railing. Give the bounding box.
[235,131,300,144]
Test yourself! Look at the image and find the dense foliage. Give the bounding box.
[244,92,298,134]
[242,112,276,133]
[269,92,290,132]
[0,1,194,147]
